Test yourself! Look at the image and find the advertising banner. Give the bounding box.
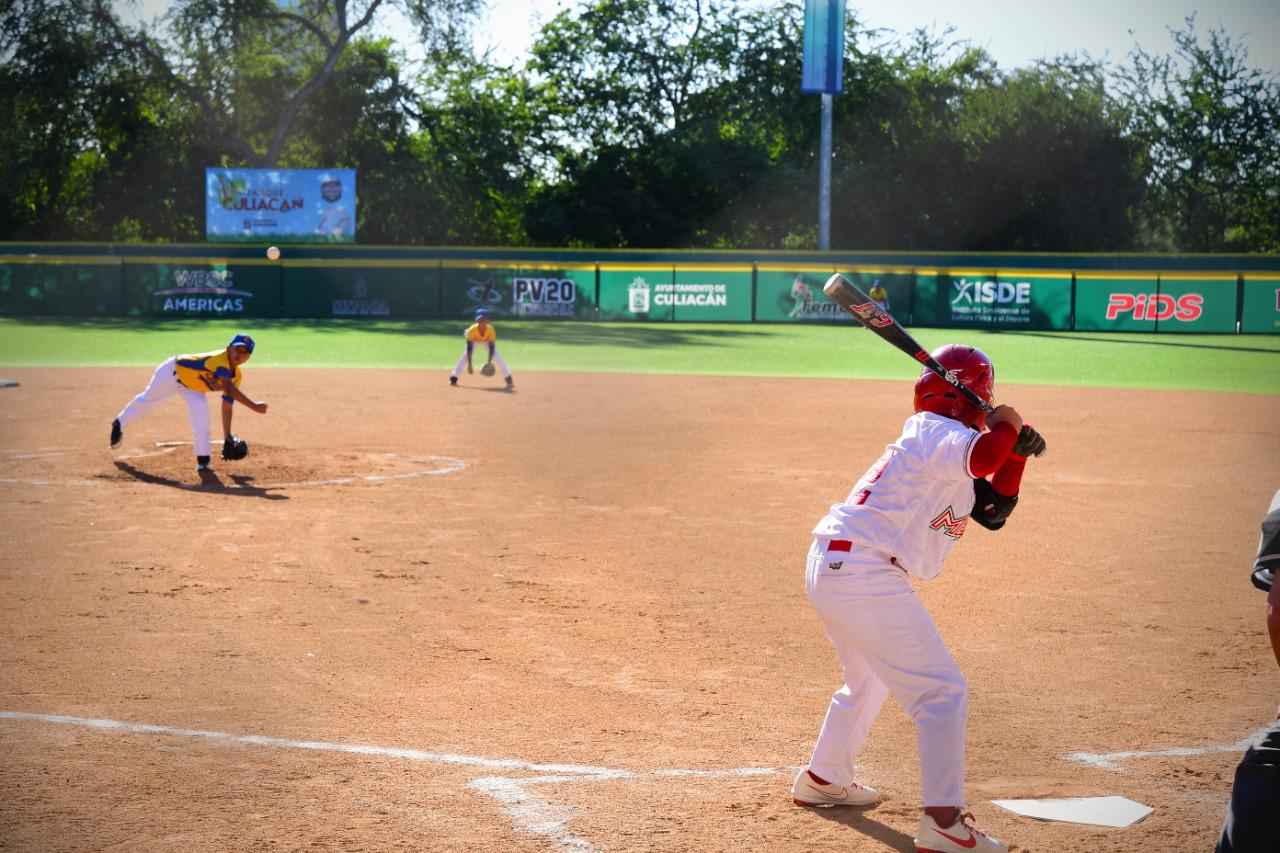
[982,271,1071,330]
[755,266,841,322]
[1073,274,1159,331]
[598,265,675,321]
[914,269,1070,329]
[441,264,517,319]
[282,261,440,319]
[913,269,998,327]
[801,0,846,94]
[510,265,597,318]
[206,168,356,243]
[122,257,282,317]
[440,264,597,320]
[0,256,122,315]
[838,269,915,323]
[1154,275,1238,333]
[1241,274,1280,334]
[669,265,753,321]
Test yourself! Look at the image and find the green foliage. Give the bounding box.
[954,59,1144,250]
[1119,17,1280,252]
[407,62,540,244]
[0,2,1276,252]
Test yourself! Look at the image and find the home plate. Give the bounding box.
[991,796,1153,827]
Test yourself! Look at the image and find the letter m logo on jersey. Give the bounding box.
[929,506,969,540]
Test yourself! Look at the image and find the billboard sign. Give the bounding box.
[801,0,846,94]
[122,258,282,317]
[441,265,597,320]
[1241,274,1280,333]
[206,168,356,242]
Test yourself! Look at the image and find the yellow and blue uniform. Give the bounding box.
[464,323,497,351]
[451,313,513,387]
[113,333,260,469]
[869,283,890,312]
[175,350,243,403]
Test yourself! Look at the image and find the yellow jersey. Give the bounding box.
[175,349,242,398]
[465,323,497,344]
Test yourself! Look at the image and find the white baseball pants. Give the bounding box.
[451,347,510,379]
[803,538,968,807]
[116,357,213,457]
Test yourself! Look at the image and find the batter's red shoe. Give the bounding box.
[790,768,879,806]
[915,812,1008,853]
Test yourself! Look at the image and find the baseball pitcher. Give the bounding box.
[110,333,267,472]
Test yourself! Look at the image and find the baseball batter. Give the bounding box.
[1216,489,1280,853]
[449,309,514,389]
[790,344,1045,853]
[110,334,268,471]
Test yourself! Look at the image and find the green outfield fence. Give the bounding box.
[2,244,1278,333]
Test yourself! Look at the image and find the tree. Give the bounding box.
[400,60,542,245]
[1118,17,1280,252]
[954,59,1145,251]
[0,0,126,238]
[523,0,807,247]
[92,0,483,169]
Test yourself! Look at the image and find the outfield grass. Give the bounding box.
[0,316,1277,395]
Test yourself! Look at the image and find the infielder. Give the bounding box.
[449,309,514,389]
[869,280,891,313]
[110,333,268,471]
[791,344,1045,853]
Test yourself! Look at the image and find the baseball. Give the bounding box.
[266,246,280,261]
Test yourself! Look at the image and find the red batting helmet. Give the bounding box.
[913,344,995,430]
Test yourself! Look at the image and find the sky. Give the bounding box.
[115,0,1279,72]
[471,0,1279,71]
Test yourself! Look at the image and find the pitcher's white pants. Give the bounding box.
[451,347,510,379]
[804,539,968,806]
[116,357,213,457]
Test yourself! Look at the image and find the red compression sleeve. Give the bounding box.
[970,421,1018,478]
[991,454,1026,496]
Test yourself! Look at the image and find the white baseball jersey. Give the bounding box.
[812,412,979,581]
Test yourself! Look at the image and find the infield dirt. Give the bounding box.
[1,367,1277,852]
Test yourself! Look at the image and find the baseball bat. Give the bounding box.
[822,273,995,415]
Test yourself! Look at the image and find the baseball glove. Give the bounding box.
[222,435,249,461]
[480,362,496,377]
[1012,425,1046,458]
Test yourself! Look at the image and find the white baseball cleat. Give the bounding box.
[915,812,1008,853]
[790,768,880,806]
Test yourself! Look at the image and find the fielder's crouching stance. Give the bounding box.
[792,344,1045,853]
[110,333,268,472]
[450,309,514,389]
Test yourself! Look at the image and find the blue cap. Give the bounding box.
[229,333,255,353]
[474,309,490,319]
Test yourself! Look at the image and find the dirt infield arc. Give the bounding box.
[1,367,1277,852]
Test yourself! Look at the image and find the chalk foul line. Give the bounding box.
[1060,727,1270,771]
[0,711,779,852]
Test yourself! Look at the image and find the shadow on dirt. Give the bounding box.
[805,804,918,852]
[113,460,288,500]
